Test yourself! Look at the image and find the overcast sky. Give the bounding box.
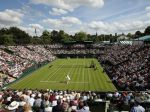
[0,0,150,36]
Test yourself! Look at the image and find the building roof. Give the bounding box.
[135,35,150,41]
[118,35,130,40]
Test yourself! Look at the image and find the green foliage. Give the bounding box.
[50,30,59,43]
[75,31,87,42]
[144,26,150,35]
[0,26,150,45]
[0,34,14,45]
[41,30,52,44]
[0,27,31,45]
[134,31,143,39]
[127,33,133,39]
[9,27,31,44]
[30,37,42,45]
[59,30,72,43]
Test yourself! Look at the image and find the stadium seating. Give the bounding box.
[0,45,55,86]
[0,43,150,111]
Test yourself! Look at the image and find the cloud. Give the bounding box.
[61,16,82,25]
[0,9,23,26]
[29,23,44,30]
[49,8,68,15]
[19,24,44,36]
[43,18,61,28]
[88,21,108,30]
[87,20,150,34]
[145,6,150,11]
[42,16,82,29]
[17,4,45,21]
[147,13,150,17]
[30,0,104,11]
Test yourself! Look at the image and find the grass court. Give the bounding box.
[9,58,117,92]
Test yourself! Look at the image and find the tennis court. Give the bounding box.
[9,58,116,92]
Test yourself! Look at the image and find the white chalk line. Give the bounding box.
[40,81,89,84]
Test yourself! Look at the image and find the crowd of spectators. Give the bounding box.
[100,44,150,91]
[8,46,55,63]
[46,44,105,55]
[0,48,32,78]
[0,43,150,111]
[0,45,55,85]
[0,89,149,112]
[1,43,149,92]
[100,44,142,65]
[46,43,150,91]
[0,89,93,112]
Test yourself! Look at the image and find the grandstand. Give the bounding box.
[0,41,150,112]
[1,0,150,111]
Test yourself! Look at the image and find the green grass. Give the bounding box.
[8,58,117,92]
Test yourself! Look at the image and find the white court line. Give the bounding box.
[53,73,81,75]
[40,81,59,83]
[70,82,89,84]
[46,62,66,81]
[40,81,89,84]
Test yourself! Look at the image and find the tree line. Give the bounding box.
[0,26,150,45]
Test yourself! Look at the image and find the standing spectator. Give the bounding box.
[77,101,90,112]
[23,103,33,112]
[52,100,63,112]
[130,100,145,112]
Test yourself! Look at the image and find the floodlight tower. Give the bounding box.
[35,28,37,37]
[95,28,98,38]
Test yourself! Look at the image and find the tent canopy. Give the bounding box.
[135,35,150,41]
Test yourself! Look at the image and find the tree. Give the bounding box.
[0,34,14,45]
[144,26,150,35]
[41,30,51,44]
[8,27,31,44]
[61,33,71,43]
[58,30,71,43]
[127,33,133,39]
[74,31,87,42]
[31,36,42,44]
[134,31,142,39]
[50,30,59,43]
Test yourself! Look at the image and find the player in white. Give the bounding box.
[66,74,71,84]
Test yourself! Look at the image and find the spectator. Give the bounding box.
[130,100,145,112]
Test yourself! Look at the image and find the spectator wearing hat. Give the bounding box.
[7,101,19,112]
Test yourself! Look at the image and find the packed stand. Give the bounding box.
[46,44,105,55]
[0,89,93,112]
[0,45,55,84]
[0,49,33,78]
[7,46,55,63]
[0,89,150,112]
[100,44,142,65]
[100,44,150,91]
[26,45,55,62]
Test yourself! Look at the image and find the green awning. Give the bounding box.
[135,35,150,41]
